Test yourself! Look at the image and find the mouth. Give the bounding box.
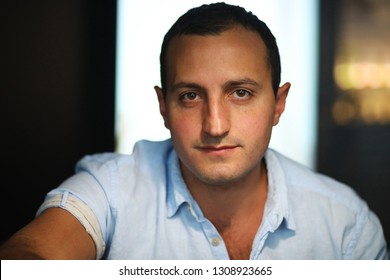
[196,145,239,155]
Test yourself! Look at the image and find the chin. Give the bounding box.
[196,169,247,187]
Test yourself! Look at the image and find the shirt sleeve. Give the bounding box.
[36,154,117,259]
[348,208,388,259]
[36,192,106,259]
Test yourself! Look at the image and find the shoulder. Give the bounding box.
[266,149,387,259]
[267,149,364,209]
[76,139,173,175]
[63,139,174,209]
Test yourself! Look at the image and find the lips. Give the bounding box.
[196,145,239,154]
[200,145,236,150]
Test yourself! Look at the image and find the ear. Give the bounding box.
[155,86,170,129]
[273,82,291,126]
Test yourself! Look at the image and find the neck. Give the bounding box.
[182,159,268,232]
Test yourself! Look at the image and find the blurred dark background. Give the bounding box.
[1,0,389,248]
[1,1,116,242]
[318,0,390,247]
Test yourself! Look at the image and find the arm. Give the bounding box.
[349,210,388,260]
[0,208,96,260]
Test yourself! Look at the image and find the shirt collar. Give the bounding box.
[263,149,296,231]
[166,148,194,218]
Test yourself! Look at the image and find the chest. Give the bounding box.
[220,222,259,260]
[109,199,263,259]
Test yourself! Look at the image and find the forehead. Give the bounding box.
[165,27,270,87]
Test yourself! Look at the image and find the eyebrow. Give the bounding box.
[223,78,262,90]
[170,78,262,93]
[171,82,206,93]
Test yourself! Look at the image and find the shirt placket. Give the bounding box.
[187,203,230,259]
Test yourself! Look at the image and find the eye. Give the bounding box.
[180,92,199,101]
[232,89,252,99]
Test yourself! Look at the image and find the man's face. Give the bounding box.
[156,26,289,186]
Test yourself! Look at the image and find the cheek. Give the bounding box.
[241,113,274,161]
[237,108,275,137]
[167,112,199,142]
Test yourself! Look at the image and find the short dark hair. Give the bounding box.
[159,2,281,96]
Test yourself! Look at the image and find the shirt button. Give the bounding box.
[211,237,220,247]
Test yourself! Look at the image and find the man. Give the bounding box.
[0,2,387,259]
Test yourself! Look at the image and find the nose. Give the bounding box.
[202,96,230,137]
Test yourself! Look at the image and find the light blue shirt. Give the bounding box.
[38,139,388,259]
